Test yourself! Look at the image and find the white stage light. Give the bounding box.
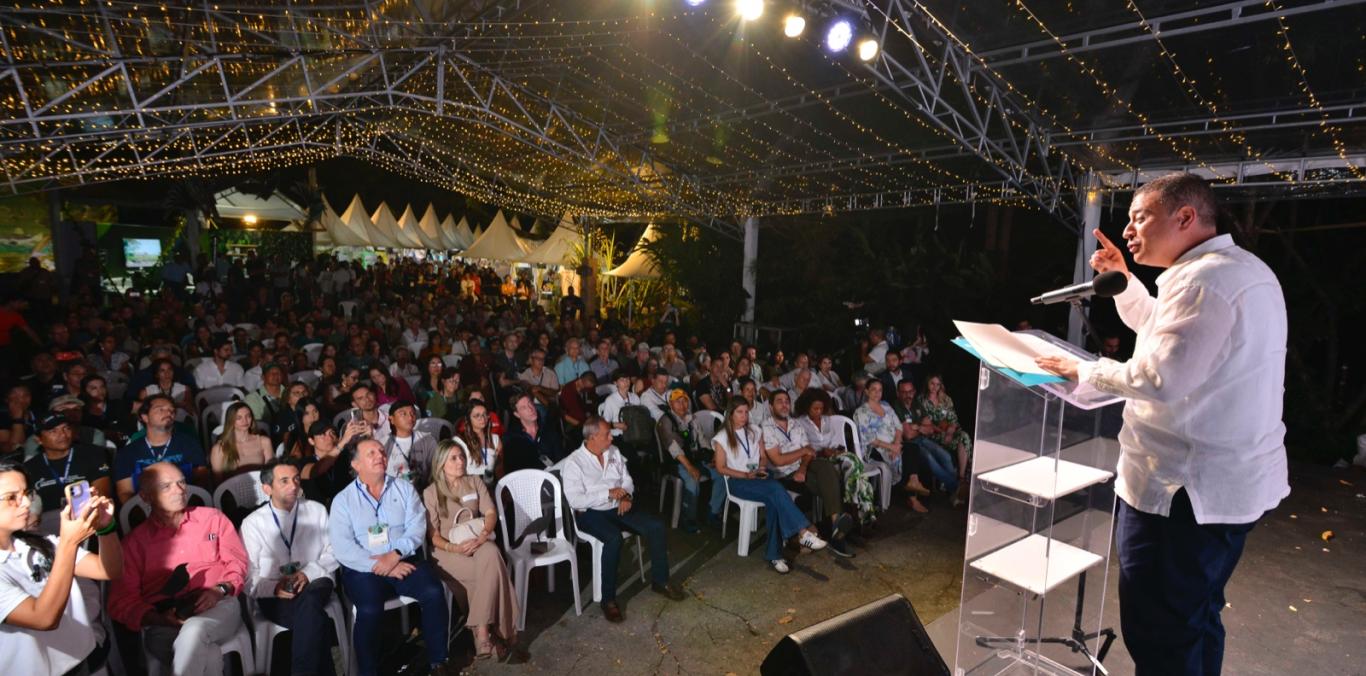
[857,38,879,61]
[736,0,763,21]
[783,14,806,37]
[686,0,706,6]
[826,20,852,52]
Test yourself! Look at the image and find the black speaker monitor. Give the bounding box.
[760,594,950,676]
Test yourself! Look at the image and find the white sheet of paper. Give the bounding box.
[954,320,1056,375]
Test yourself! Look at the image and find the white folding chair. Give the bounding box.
[831,414,891,511]
[251,593,349,676]
[414,417,453,440]
[496,470,581,631]
[574,527,645,604]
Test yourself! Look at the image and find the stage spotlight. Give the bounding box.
[736,0,763,21]
[825,20,853,52]
[685,0,706,6]
[783,14,806,37]
[857,38,879,61]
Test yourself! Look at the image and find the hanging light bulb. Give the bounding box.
[783,14,806,37]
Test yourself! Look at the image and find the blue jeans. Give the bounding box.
[575,506,671,602]
[258,578,338,676]
[728,477,810,561]
[340,558,449,676]
[676,463,701,527]
[911,437,958,493]
[706,465,726,517]
[1117,490,1255,676]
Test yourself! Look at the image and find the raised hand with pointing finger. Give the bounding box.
[1090,228,1130,277]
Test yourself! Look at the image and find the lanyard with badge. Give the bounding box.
[356,479,391,549]
[147,437,172,463]
[43,452,75,485]
[271,506,301,575]
[737,429,757,465]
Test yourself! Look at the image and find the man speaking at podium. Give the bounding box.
[1035,173,1288,676]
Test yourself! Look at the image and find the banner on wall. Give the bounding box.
[0,195,54,273]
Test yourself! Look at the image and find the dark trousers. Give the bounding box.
[1117,490,1255,676]
[258,578,338,676]
[575,505,670,603]
[340,559,449,676]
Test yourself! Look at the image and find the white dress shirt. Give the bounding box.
[194,359,245,390]
[560,445,635,512]
[241,499,338,598]
[1076,235,1288,524]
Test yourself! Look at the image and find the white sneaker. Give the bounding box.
[798,531,828,551]
[770,559,791,574]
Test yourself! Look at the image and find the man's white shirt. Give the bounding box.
[560,445,635,512]
[241,499,339,598]
[194,359,244,390]
[1076,235,1288,524]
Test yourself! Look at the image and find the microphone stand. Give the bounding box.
[1070,298,1102,352]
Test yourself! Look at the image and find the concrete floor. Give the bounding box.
[449,462,1363,675]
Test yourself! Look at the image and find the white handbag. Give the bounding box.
[447,507,483,544]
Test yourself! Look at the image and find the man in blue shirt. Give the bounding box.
[112,394,209,503]
[329,438,451,676]
[553,337,590,386]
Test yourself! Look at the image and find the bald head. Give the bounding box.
[141,462,188,516]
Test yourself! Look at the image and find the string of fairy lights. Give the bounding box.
[0,0,1358,220]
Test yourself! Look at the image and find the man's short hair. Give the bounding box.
[1135,172,1217,227]
[258,459,291,486]
[388,400,416,417]
[139,393,176,417]
[582,415,607,437]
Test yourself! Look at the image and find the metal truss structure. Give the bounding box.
[0,0,1362,233]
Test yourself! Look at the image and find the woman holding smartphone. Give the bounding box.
[711,400,826,574]
[0,457,122,674]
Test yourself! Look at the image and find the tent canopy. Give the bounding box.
[336,195,382,247]
[521,216,582,267]
[606,224,663,279]
[214,189,304,223]
[461,210,535,261]
[417,205,447,250]
[451,217,475,249]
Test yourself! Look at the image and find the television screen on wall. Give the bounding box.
[122,238,161,269]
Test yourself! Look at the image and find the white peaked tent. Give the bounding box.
[606,223,663,279]
[393,205,427,249]
[522,216,581,266]
[437,214,460,249]
[317,197,359,247]
[369,202,404,249]
[451,216,475,249]
[461,210,534,261]
[339,195,386,247]
[417,206,448,250]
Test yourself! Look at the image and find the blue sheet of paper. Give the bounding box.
[951,337,1067,387]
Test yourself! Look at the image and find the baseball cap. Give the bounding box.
[36,413,71,433]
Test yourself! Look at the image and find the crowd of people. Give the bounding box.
[0,250,975,675]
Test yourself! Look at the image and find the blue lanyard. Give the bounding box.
[270,505,299,557]
[737,429,754,463]
[146,438,172,463]
[42,451,74,485]
[772,421,792,444]
[355,479,389,520]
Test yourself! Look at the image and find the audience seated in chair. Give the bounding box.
[559,417,685,622]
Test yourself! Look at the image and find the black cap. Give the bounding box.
[36,413,71,433]
[307,420,333,437]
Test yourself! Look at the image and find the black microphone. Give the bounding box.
[1030,271,1128,305]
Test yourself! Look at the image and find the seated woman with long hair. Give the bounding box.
[711,400,827,574]
[210,402,275,482]
[368,366,416,408]
[794,389,878,525]
[455,401,501,480]
[423,440,519,660]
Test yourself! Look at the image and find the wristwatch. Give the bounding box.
[215,582,233,596]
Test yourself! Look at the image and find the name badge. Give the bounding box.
[461,493,478,503]
[367,523,390,549]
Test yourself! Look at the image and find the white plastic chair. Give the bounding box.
[402,374,421,391]
[141,617,253,676]
[721,475,766,557]
[301,342,324,367]
[212,472,265,514]
[235,322,261,339]
[290,370,321,390]
[118,486,214,534]
[831,414,891,511]
[496,470,581,631]
[252,593,349,676]
[441,354,462,368]
[415,417,453,440]
[338,301,358,319]
[575,527,645,604]
[195,385,245,413]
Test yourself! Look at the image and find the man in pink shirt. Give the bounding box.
[109,462,248,676]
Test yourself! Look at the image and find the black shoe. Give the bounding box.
[602,600,624,623]
[828,537,856,559]
[651,582,687,601]
[831,513,854,540]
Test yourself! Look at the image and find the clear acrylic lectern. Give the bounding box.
[953,331,1125,676]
